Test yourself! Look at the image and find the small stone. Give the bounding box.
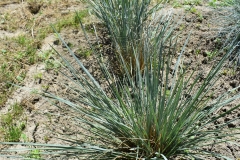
[183,59,192,65]
[203,15,208,19]
[228,122,237,128]
[185,52,190,56]
[32,98,40,104]
[53,40,59,45]
[229,80,238,88]
[28,3,42,14]
[202,58,208,64]
[61,11,69,15]
[185,16,192,22]
[200,27,208,32]
[224,117,231,122]
[202,51,208,57]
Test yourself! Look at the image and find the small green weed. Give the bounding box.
[44,135,50,143]
[34,73,43,80]
[54,10,89,32]
[0,103,26,142]
[214,38,223,48]
[38,50,61,71]
[209,0,234,7]
[209,0,218,7]
[179,24,185,31]
[184,0,201,5]
[11,103,24,116]
[28,149,41,159]
[77,47,92,58]
[195,49,201,55]
[16,72,26,82]
[1,113,13,126]
[38,50,52,61]
[221,68,236,76]
[172,0,182,7]
[21,133,28,142]
[16,35,27,46]
[74,10,89,23]
[4,124,25,142]
[41,85,50,91]
[196,23,201,29]
[190,7,197,13]
[44,59,61,71]
[206,50,218,60]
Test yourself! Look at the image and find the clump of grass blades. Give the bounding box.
[215,0,240,65]
[1,10,240,159]
[230,0,240,65]
[83,0,162,76]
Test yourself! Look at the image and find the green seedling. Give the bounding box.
[180,24,185,31]
[4,125,22,142]
[221,68,236,76]
[214,38,222,48]
[36,10,89,40]
[21,133,28,142]
[1,113,13,126]
[15,35,27,46]
[41,85,50,91]
[16,73,26,82]
[190,7,197,14]
[206,51,217,60]
[0,103,25,142]
[184,0,201,5]
[28,149,41,159]
[172,1,182,8]
[38,50,52,61]
[196,23,201,29]
[55,19,74,32]
[195,49,200,55]
[1,122,25,142]
[77,48,92,58]
[11,103,24,116]
[38,29,48,40]
[1,63,7,72]
[74,10,89,23]
[30,89,39,94]
[219,0,234,6]
[196,12,204,21]
[209,0,218,7]
[34,73,43,80]
[44,135,50,143]
[15,52,25,60]
[1,49,7,54]
[166,90,171,97]
[44,59,61,71]
[84,24,95,33]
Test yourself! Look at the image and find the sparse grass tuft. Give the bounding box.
[77,47,92,58]
[0,103,25,142]
[0,0,94,106]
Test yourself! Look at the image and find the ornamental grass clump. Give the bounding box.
[230,0,240,65]
[215,0,240,65]
[1,10,240,159]
[83,0,161,75]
